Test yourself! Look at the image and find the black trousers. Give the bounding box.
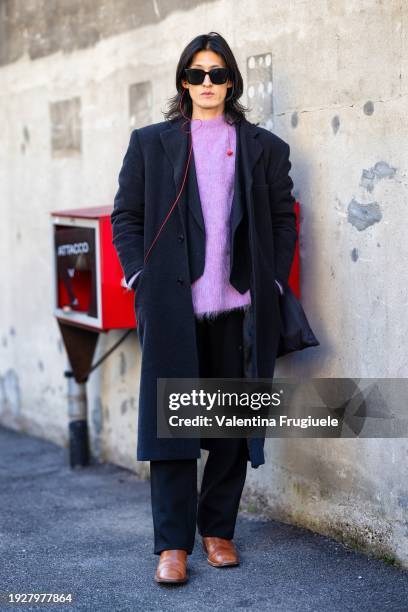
[150,308,249,555]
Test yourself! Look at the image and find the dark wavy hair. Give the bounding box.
[162,31,250,125]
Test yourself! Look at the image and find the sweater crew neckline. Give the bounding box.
[191,113,228,128]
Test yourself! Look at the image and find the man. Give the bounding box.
[111,31,297,585]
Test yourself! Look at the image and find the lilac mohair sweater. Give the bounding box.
[190,113,251,320]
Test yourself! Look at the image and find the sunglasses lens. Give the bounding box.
[210,68,229,84]
[185,69,205,85]
[184,68,230,85]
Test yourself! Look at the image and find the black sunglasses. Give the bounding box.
[184,67,230,85]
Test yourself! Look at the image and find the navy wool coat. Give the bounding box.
[111,115,297,469]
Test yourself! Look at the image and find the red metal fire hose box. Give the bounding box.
[50,205,138,468]
[50,205,135,331]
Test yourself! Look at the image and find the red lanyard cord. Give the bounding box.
[143,126,193,265]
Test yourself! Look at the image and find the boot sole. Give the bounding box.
[154,574,188,584]
[207,559,240,567]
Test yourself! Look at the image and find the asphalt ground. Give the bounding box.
[1,425,408,611]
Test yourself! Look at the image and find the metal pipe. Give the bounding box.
[66,371,89,468]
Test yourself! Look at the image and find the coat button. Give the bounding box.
[177,277,184,285]
[177,234,184,242]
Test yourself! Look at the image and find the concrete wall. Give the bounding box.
[1,0,407,566]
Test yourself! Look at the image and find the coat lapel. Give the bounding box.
[239,117,264,195]
[186,148,205,233]
[160,119,205,234]
[230,118,263,241]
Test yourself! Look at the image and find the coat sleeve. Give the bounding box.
[267,143,298,290]
[110,129,145,285]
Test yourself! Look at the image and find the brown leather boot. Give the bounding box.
[202,536,240,567]
[154,549,188,584]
